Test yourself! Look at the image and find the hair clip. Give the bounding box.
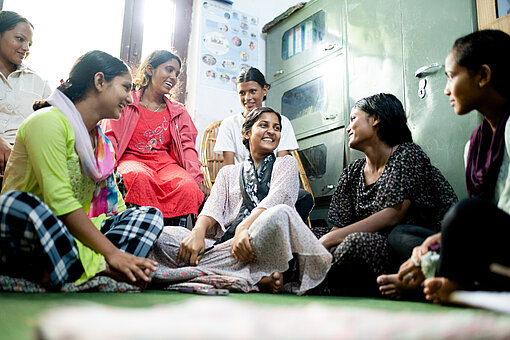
[63,79,73,88]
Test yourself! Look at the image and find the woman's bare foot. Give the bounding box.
[377,274,405,299]
[377,271,425,300]
[257,272,283,294]
[423,277,460,304]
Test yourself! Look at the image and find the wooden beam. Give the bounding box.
[477,0,510,34]
[173,0,193,104]
[120,0,145,68]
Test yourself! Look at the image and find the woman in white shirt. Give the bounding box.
[0,11,51,174]
[215,67,298,163]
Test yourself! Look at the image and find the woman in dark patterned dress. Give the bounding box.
[314,93,457,296]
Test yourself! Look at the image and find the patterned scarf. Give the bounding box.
[215,153,276,245]
[47,90,118,217]
[466,104,510,199]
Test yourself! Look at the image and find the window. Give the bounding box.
[281,77,325,121]
[2,0,177,88]
[3,0,124,88]
[477,0,510,34]
[281,11,325,61]
[141,0,175,60]
[497,0,510,18]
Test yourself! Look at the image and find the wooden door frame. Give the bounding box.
[120,0,193,104]
[477,0,510,33]
[120,0,145,68]
[173,0,193,104]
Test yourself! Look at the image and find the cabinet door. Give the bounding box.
[296,128,346,198]
[265,0,344,84]
[266,53,347,139]
[401,0,479,198]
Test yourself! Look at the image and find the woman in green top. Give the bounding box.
[0,50,163,288]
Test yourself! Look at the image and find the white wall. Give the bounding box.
[186,0,302,148]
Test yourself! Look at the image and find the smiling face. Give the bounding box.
[0,22,33,72]
[100,72,133,120]
[244,111,281,157]
[347,107,377,150]
[444,51,481,116]
[147,58,180,95]
[237,81,268,116]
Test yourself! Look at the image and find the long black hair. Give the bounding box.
[134,50,182,91]
[354,93,413,146]
[33,50,129,110]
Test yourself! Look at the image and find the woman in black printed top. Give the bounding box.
[313,93,457,297]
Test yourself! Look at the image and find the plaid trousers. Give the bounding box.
[0,190,163,287]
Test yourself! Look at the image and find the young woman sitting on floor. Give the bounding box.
[379,30,510,304]
[149,107,331,294]
[0,50,163,289]
[312,93,457,297]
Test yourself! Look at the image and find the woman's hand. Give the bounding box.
[397,232,441,283]
[178,229,206,266]
[397,256,424,285]
[410,233,441,265]
[232,226,255,262]
[104,249,158,283]
[416,233,441,255]
[319,227,344,252]
[198,182,210,200]
[0,137,12,175]
[59,208,158,285]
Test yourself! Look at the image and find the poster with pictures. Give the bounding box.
[200,1,259,91]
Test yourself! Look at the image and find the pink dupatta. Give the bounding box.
[47,90,118,217]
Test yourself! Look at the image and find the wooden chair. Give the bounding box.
[199,120,314,227]
[291,150,314,203]
[200,120,224,190]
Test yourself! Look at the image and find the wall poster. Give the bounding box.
[200,1,259,91]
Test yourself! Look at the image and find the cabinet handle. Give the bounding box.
[322,184,336,192]
[414,62,442,78]
[324,43,338,51]
[273,69,284,77]
[323,112,338,120]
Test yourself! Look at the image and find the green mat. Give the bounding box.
[0,291,474,340]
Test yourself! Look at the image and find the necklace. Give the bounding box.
[140,101,165,112]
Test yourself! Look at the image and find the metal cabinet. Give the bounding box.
[265,0,348,203]
[266,0,478,227]
[344,0,479,198]
[265,0,344,84]
[295,128,346,199]
[400,0,479,198]
[266,53,347,139]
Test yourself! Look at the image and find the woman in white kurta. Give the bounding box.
[0,11,51,174]
[150,107,331,294]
